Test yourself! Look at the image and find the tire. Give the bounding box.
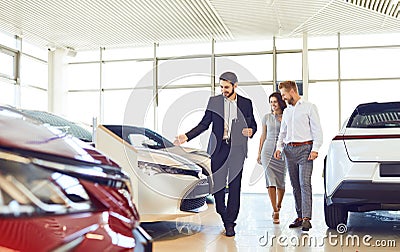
[323,159,348,229]
[324,195,348,229]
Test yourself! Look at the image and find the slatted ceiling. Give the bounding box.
[295,0,400,36]
[0,0,232,50]
[0,0,400,51]
[347,0,400,17]
[270,0,330,24]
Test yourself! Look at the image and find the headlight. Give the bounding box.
[138,161,201,178]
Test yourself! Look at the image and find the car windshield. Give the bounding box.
[128,129,174,150]
[347,102,400,128]
[20,109,93,142]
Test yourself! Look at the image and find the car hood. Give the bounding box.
[341,128,400,162]
[136,147,201,171]
[164,146,211,171]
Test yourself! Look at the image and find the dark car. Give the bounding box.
[0,106,152,251]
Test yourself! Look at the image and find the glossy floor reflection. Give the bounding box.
[141,193,400,251]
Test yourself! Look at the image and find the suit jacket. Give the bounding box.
[186,94,257,158]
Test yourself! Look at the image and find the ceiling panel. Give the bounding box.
[0,0,398,51]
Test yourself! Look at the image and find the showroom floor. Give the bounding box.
[141,193,400,251]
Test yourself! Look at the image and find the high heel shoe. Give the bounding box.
[272,212,280,224]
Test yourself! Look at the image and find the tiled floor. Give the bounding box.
[141,193,400,251]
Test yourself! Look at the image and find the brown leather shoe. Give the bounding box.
[289,218,303,228]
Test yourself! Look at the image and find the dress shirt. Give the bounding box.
[276,98,323,152]
[223,96,237,140]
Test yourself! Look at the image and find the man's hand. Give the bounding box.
[308,151,319,160]
[174,134,188,146]
[274,150,281,160]
[242,128,253,137]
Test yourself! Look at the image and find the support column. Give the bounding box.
[302,32,309,99]
[48,48,68,115]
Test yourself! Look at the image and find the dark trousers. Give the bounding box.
[211,142,245,227]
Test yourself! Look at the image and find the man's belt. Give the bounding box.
[286,141,313,147]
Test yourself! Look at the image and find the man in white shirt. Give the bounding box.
[274,80,323,231]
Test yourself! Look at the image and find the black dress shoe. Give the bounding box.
[289,218,303,228]
[225,225,235,237]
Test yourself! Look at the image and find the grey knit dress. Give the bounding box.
[260,113,287,189]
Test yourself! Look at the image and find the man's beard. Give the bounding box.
[224,87,235,98]
[286,96,295,105]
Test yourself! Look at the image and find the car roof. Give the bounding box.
[353,101,400,114]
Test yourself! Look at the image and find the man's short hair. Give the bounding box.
[219,72,238,85]
[278,80,298,93]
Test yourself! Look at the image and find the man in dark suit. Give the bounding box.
[174,72,257,237]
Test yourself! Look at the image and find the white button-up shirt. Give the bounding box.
[276,98,323,152]
[223,96,237,139]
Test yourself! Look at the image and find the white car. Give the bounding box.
[324,101,400,229]
[101,125,212,179]
[16,109,211,222]
[96,124,210,221]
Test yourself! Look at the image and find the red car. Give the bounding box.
[0,106,152,252]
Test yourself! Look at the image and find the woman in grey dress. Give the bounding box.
[257,92,287,224]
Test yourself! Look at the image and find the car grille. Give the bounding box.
[180,179,208,212]
[180,197,207,212]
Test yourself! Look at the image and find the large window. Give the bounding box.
[20,86,47,110]
[308,50,338,80]
[158,42,211,57]
[103,89,132,124]
[341,47,400,79]
[0,51,15,78]
[216,55,273,83]
[0,31,17,50]
[20,55,47,89]
[102,61,153,89]
[67,91,100,125]
[158,58,211,87]
[308,82,339,194]
[276,52,302,81]
[214,39,272,54]
[102,46,153,60]
[67,63,100,90]
[0,81,15,105]
[157,87,212,149]
[340,80,400,123]
[0,36,48,109]
[238,85,274,193]
[20,53,48,110]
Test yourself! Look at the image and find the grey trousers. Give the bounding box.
[283,144,313,219]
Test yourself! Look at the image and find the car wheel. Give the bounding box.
[323,156,348,229]
[324,195,348,229]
